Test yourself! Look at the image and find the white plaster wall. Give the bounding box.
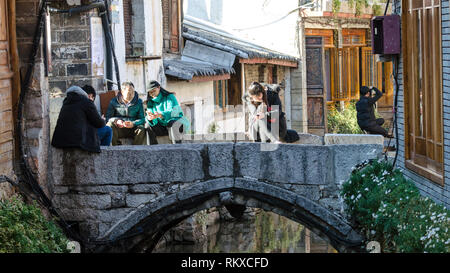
[112,0,164,93]
[111,0,127,87]
[166,80,246,134]
[166,80,214,134]
[144,0,163,57]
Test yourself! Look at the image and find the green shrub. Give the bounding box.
[341,160,450,253]
[327,102,363,134]
[0,196,69,253]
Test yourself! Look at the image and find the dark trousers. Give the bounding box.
[107,121,146,145]
[362,118,389,137]
[146,120,183,145]
[97,126,113,146]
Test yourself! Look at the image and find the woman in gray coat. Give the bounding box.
[243,82,281,143]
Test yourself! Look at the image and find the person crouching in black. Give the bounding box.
[356,86,391,137]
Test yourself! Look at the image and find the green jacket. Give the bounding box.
[106,91,145,126]
[146,88,191,132]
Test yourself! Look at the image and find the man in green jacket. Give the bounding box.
[106,81,146,145]
[145,80,190,145]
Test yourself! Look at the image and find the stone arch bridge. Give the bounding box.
[49,142,383,252]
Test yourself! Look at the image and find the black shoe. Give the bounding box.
[386,134,394,138]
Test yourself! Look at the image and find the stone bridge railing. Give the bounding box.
[49,141,383,252]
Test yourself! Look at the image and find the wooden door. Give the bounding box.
[306,36,327,136]
[0,0,13,175]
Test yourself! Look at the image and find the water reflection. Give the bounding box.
[153,208,337,253]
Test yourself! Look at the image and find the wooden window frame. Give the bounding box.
[258,65,265,82]
[403,0,444,186]
[123,0,133,56]
[361,47,394,106]
[272,65,278,84]
[162,0,181,53]
[342,29,366,47]
[329,47,360,101]
[305,29,334,47]
[214,80,228,112]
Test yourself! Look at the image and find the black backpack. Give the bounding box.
[284,129,300,143]
[263,84,300,143]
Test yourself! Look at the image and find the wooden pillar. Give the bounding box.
[8,0,20,158]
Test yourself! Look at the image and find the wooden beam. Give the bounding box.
[322,11,372,19]
[239,58,298,68]
[190,74,231,83]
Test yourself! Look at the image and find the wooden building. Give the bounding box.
[392,0,449,208]
[303,1,394,129]
[0,0,17,198]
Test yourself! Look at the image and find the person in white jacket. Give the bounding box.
[242,81,281,144]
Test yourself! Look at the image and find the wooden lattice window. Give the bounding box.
[403,0,443,185]
[123,0,133,56]
[361,47,394,107]
[123,0,146,57]
[329,47,360,101]
[305,29,334,47]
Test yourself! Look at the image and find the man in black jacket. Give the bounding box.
[51,85,106,153]
[356,86,390,137]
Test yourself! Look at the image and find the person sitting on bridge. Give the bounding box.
[243,81,281,143]
[105,81,146,145]
[51,85,106,153]
[145,80,190,145]
[356,86,391,137]
[82,85,112,146]
[261,83,299,143]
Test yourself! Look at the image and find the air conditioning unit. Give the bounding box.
[371,15,401,58]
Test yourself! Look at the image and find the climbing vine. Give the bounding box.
[349,0,369,16]
[332,0,341,14]
[333,0,387,16]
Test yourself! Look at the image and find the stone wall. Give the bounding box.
[49,1,105,96]
[49,142,382,243]
[16,0,50,194]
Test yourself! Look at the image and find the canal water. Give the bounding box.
[153,208,337,253]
